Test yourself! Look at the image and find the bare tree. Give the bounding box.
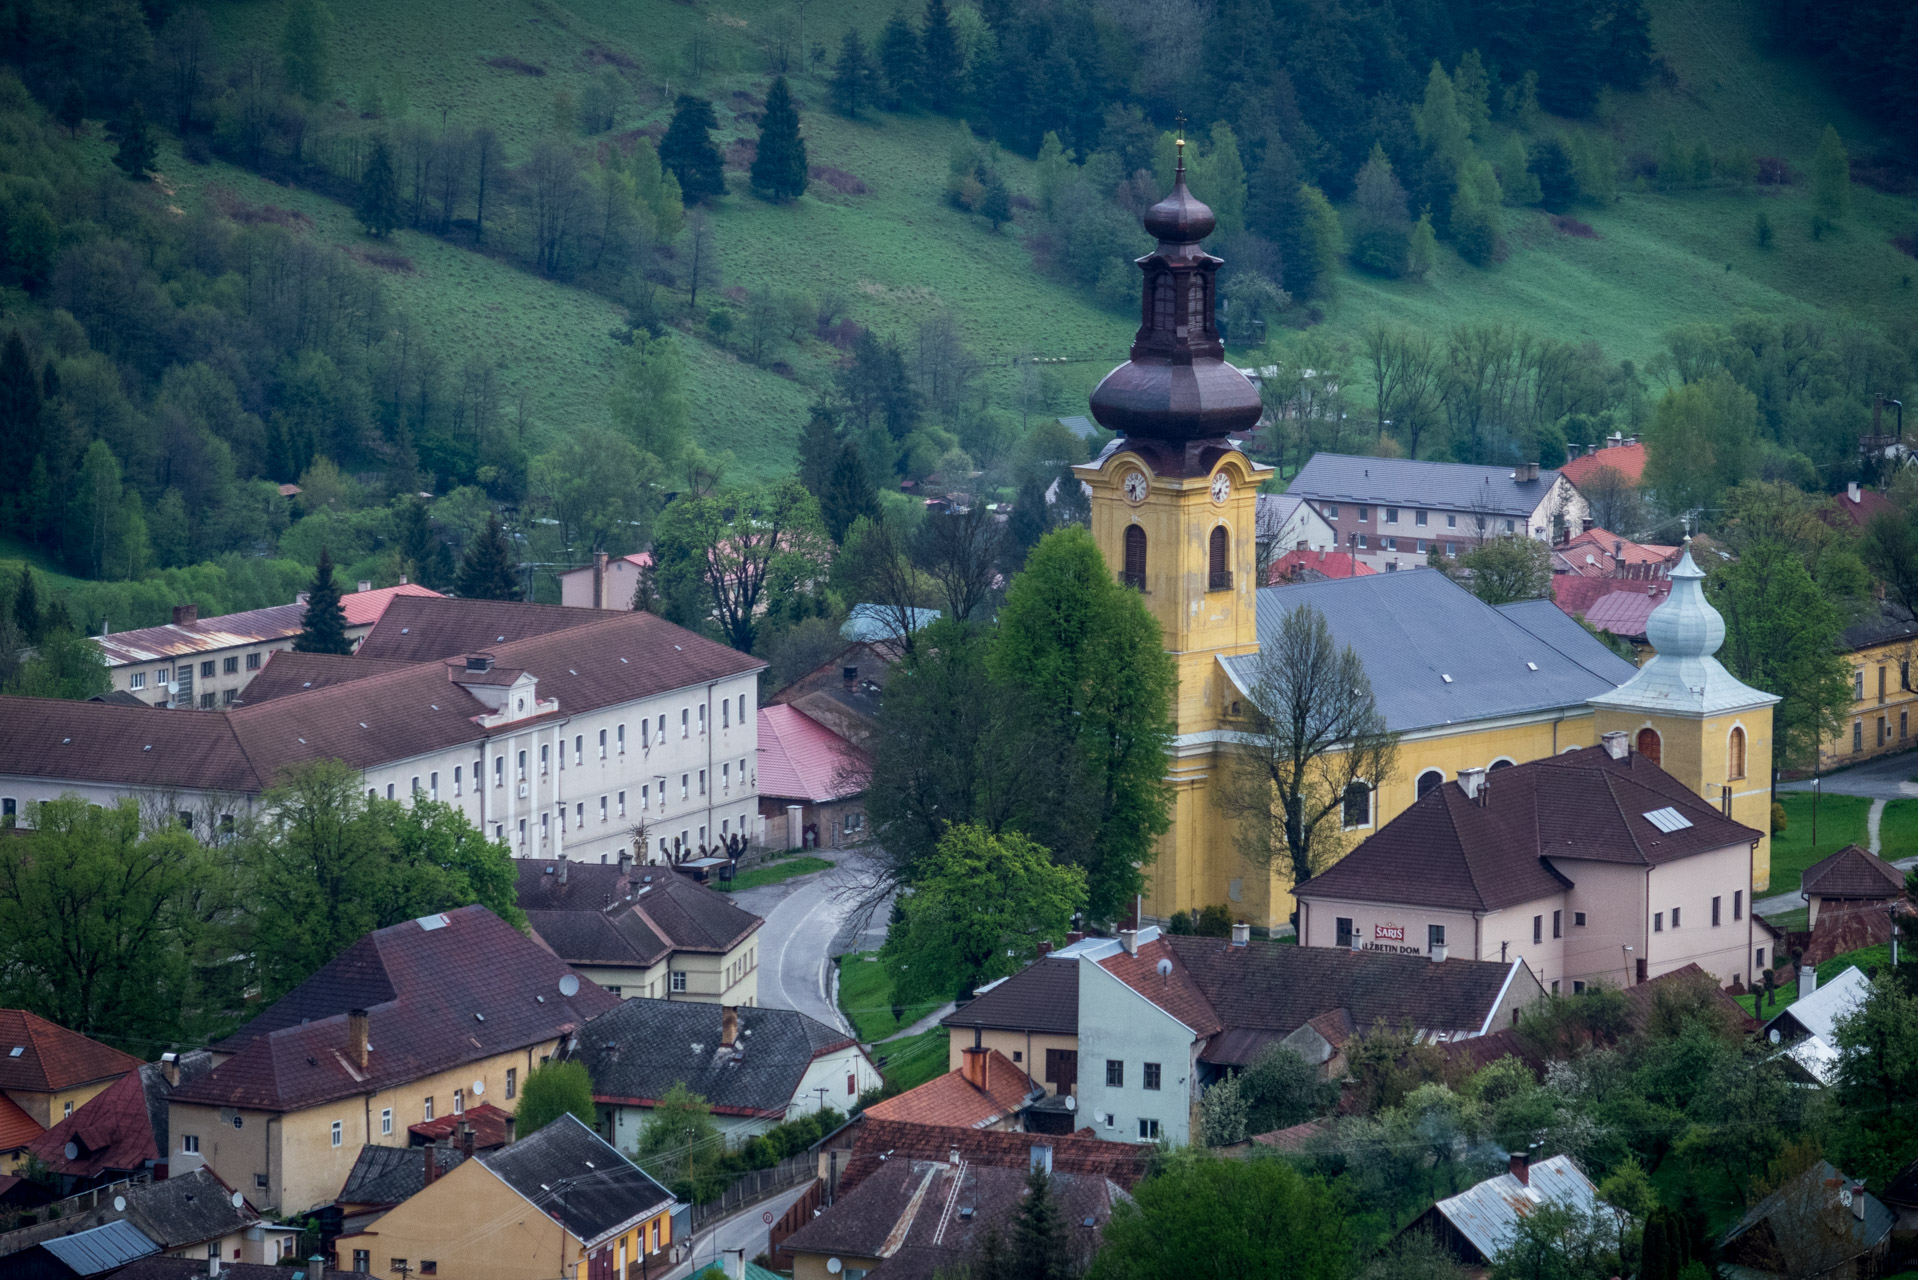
[471,127,503,242]
[525,138,586,277]
[913,504,1003,621]
[431,127,472,235]
[839,517,929,654]
[158,7,214,133]
[1214,602,1398,908]
[1580,464,1645,534]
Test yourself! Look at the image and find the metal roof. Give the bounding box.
[1286,453,1566,517]
[842,604,943,644]
[37,1220,160,1275]
[1433,1156,1600,1261]
[1765,966,1872,1044]
[1588,546,1779,718]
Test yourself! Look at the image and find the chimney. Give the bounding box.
[1119,929,1139,956]
[309,1257,326,1280]
[1799,964,1817,997]
[423,1143,438,1186]
[1515,461,1539,482]
[616,849,631,875]
[960,1045,990,1091]
[209,1252,221,1278]
[1608,431,1624,449]
[594,551,610,609]
[398,574,408,585]
[1231,922,1250,948]
[347,1009,369,1071]
[1509,1152,1530,1186]
[296,592,309,606]
[1848,481,1862,504]
[1036,940,1052,958]
[357,580,372,593]
[720,1006,739,1049]
[1457,767,1487,802]
[1566,443,1582,460]
[458,1123,475,1159]
[1852,1182,1867,1221]
[504,1114,517,1145]
[172,603,199,627]
[1065,932,1084,945]
[1601,730,1629,761]
[557,853,568,884]
[160,1052,179,1088]
[1430,942,1448,963]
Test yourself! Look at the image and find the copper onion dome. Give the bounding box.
[1087,141,1263,444]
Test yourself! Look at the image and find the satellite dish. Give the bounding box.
[1840,1187,1854,1208]
[1064,1095,1077,1112]
[472,1080,485,1096]
[558,974,580,998]
[232,1192,245,1209]
[63,1141,78,1161]
[827,1261,844,1275]
[1155,958,1173,978]
[112,1197,126,1213]
[1768,1028,1781,1044]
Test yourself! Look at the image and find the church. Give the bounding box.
[1071,144,1781,931]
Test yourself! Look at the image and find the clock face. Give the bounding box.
[1211,471,1232,503]
[1122,470,1149,503]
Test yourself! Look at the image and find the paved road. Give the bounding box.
[728,849,888,1035]
[652,1181,814,1280]
[1777,751,1918,799]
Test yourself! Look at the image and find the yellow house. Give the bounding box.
[1821,603,1918,769]
[1072,153,1780,927]
[0,1008,142,1130]
[168,906,619,1215]
[333,1114,676,1280]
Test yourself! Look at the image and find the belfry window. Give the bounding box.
[1152,274,1175,330]
[1123,525,1147,590]
[1208,526,1231,590]
[1186,276,1207,334]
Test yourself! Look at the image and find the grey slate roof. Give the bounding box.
[337,1143,469,1207]
[1223,572,1638,734]
[478,1115,673,1248]
[1286,454,1564,517]
[1254,493,1305,542]
[33,1221,158,1276]
[573,999,858,1118]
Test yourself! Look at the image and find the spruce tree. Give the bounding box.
[797,403,841,498]
[1407,211,1437,278]
[456,514,521,601]
[280,0,334,102]
[980,173,1011,231]
[111,103,156,179]
[395,500,454,591]
[919,0,961,114]
[821,443,879,543]
[0,332,44,476]
[1531,136,1577,211]
[1351,144,1409,276]
[357,138,399,237]
[1811,123,1850,226]
[750,77,810,203]
[1010,1168,1071,1280]
[877,10,922,111]
[294,549,353,654]
[13,568,42,644]
[659,95,726,203]
[830,28,877,118]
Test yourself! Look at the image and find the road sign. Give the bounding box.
[762,1211,775,1224]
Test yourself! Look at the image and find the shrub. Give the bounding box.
[1771,800,1787,833]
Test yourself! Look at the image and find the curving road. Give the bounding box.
[728,849,890,1035]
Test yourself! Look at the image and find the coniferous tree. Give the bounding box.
[1407,210,1437,278]
[1531,136,1578,211]
[797,404,841,498]
[357,138,399,237]
[13,568,42,644]
[750,77,810,202]
[830,28,877,118]
[457,514,521,601]
[877,10,922,110]
[919,0,961,114]
[659,95,726,203]
[1350,143,1411,276]
[821,443,879,543]
[395,500,454,591]
[1011,1168,1072,1280]
[0,332,43,485]
[294,549,352,654]
[280,0,334,101]
[55,83,83,135]
[980,173,1011,230]
[110,103,156,178]
[1811,124,1850,227]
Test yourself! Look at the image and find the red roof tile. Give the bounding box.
[24,1067,153,1176]
[1563,527,1676,567]
[0,1095,41,1152]
[842,1119,1148,1197]
[407,1101,514,1148]
[1551,574,1618,617]
[340,583,442,628]
[863,1051,1034,1129]
[1559,443,1646,487]
[1266,549,1376,583]
[756,705,869,803]
[1097,938,1223,1036]
[0,1010,141,1094]
[1580,585,1668,638]
[1831,487,1896,528]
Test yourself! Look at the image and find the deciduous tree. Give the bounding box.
[1710,538,1849,772]
[518,1060,598,1136]
[279,0,333,101]
[1810,124,1850,226]
[652,478,830,652]
[1088,1154,1349,1280]
[1454,535,1553,604]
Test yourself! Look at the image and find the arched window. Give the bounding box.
[1636,727,1662,766]
[1488,757,1516,771]
[1122,524,1147,590]
[1415,769,1444,799]
[1342,781,1372,829]
[1728,726,1746,780]
[1209,525,1231,590]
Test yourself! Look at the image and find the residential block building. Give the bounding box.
[1823,601,1918,768]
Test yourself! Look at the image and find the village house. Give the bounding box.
[0,1011,141,1132]
[331,1115,677,1280]
[334,1142,474,1235]
[861,1046,1038,1133]
[568,1001,878,1149]
[93,585,442,708]
[1252,493,1338,571]
[765,641,898,750]
[558,552,653,610]
[938,957,1080,1097]
[755,705,871,851]
[519,856,764,1004]
[1823,601,1918,767]
[1557,434,1646,491]
[1282,454,1590,574]
[1405,1153,1608,1270]
[24,1051,215,1193]
[166,905,618,1215]
[0,597,764,865]
[1800,844,1908,931]
[1718,1160,1894,1280]
[0,1169,299,1267]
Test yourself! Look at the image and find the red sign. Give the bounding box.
[1374,923,1405,942]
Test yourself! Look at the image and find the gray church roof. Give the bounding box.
[1286,454,1565,517]
[1222,571,1638,734]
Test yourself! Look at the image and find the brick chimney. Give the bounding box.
[458,1123,475,1159]
[1036,940,1052,957]
[593,551,610,608]
[160,1052,179,1087]
[960,1046,990,1091]
[1509,1152,1530,1185]
[720,1006,739,1049]
[347,1009,369,1071]
[423,1144,438,1187]
[172,603,199,626]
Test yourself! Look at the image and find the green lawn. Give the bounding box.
[1876,798,1918,864]
[1767,793,1871,893]
[836,952,903,1041]
[1733,942,1890,1017]
[720,854,832,892]
[873,1026,949,1093]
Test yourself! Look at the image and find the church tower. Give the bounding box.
[1588,541,1780,888]
[1073,141,1271,919]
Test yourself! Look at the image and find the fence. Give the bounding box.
[688,1151,818,1233]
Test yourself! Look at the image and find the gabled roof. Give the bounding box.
[1429,1156,1600,1262]
[1222,571,1637,735]
[521,861,761,968]
[337,1143,470,1208]
[1287,454,1566,518]
[1720,1160,1893,1276]
[0,1011,141,1094]
[173,907,616,1113]
[353,595,616,662]
[236,652,419,703]
[1764,966,1872,1045]
[1297,746,1759,913]
[1562,526,1674,567]
[478,1115,674,1249]
[1579,585,1667,639]
[1801,844,1907,900]
[0,1169,256,1257]
[1558,442,1647,487]
[938,959,1079,1036]
[26,1067,158,1178]
[1096,938,1223,1037]
[862,1051,1035,1129]
[0,1097,40,1152]
[757,705,869,803]
[573,999,859,1119]
[1551,573,1623,617]
[1838,600,1918,652]
[1265,548,1374,583]
[1830,486,1896,528]
[92,586,441,668]
[408,1101,513,1149]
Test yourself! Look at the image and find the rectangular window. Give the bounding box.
[618,791,626,817]
[1654,912,1664,932]
[1756,947,1766,970]
[599,729,607,759]
[681,775,689,799]
[517,750,527,779]
[642,784,649,809]
[1447,513,1457,528]
[1428,924,1445,949]
[381,1108,392,1135]
[246,652,261,670]
[540,813,549,841]
[739,693,747,725]
[131,672,146,689]
[1532,915,1542,944]
[1671,906,1680,928]
[671,971,687,993]
[618,724,626,752]
[386,783,394,800]
[1335,917,1353,948]
[1415,510,1428,526]
[411,776,420,796]
[540,744,550,773]
[201,660,216,678]
[222,690,236,706]
[1324,503,1339,518]
[1105,1060,1124,1088]
[331,1121,342,1148]
[1503,518,1515,533]
[354,1252,370,1274]
[1855,669,1866,700]
[1416,540,1427,553]
[1356,534,1368,549]
[420,1265,437,1276]
[454,766,462,796]
[1574,912,1586,926]
[200,692,216,709]
[1573,981,1586,993]
[424,1097,434,1120]
[429,772,438,799]
[495,756,505,785]
[699,769,706,796]
[1358,506,1369,522]
[699,704,707,733]
[223,656,239,674]
[453,1089,464,1115]
[1552,980,1560,994]
[722,763,730,790]
[681,709,690,738]
[1854,720,1863,752]
[722,701,730,729]
[574,734,583,765]
[1711,896,1721,926]
[1142,1063,1161,1091]
[1384,537,1397,551]
[1446,542,1457,556]
[1552,910,1562,939]
[1385,507,1398,524]
[1137,1118,1160,1141]
[517,818,526,845]
[1733,890,1743,921]
[658,714,666,740]
[506,1068,517,1099]
[182,1134,199,1154]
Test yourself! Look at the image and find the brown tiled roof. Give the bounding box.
[939,959,1079,1037]
[236,651,418,703]
[407,1101,513,1148]
[0,1011,141,1094]
[521,862,761,968]
[1801,844,1906,900]
[0,698,264,793]
[353,596,622,662]
[0,1096,40,1152]
[1250,1118,1333,1150]
[1097,938,1223,1036]
[0,1168,258,1256]
[173,906,616,1113]
[841,1120,1147,1197]
[1164,936,1527,1043]
[862,1052,1035,1129]
[1619,963,1759,1035]
[25,1069,151,1176]
[1297,746,1759,913]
